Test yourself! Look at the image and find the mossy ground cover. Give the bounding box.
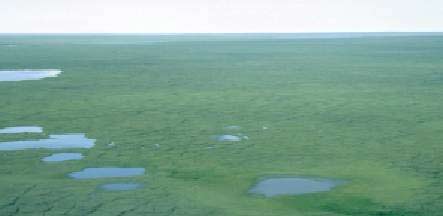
[0,34,442,215]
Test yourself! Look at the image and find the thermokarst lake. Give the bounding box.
[0,69,62,81]
[0,134,95,151]
[68,168,146,179]
[1,33,442,216]
[42,153,84,162]
[215,135,241,142]
[249,177,346,197]
[0,126,43,134]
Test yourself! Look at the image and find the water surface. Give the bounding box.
[69,168,146,179]
[0,69,61,81]
[249,177,345,197]
[0,126,43,134]
[0,134,95,151]
[42,153,84,162]
[215,135,242,142]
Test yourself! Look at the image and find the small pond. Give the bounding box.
[0,126,43,134]
[215,135,242,142]
[69,168,146,179]
[0,134,95,151]
[249,177,346,197]
[0,69,61,81]
[224,125,241,130]
[42,153,84,162]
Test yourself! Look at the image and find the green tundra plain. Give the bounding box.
[0,34,442,215]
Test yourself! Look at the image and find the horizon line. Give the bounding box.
[1,31,443,35]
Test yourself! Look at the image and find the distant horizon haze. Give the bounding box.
[1,0,443,33]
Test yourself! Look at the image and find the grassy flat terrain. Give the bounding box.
[0,34,442,215]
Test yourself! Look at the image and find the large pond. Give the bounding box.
[0,69,61,81]
[69,168,146,179]
[0,134,95,151]
[249,177,346,197]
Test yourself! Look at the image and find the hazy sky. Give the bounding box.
[1,0,443,33]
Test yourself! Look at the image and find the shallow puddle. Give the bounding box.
[215,135,242,142]
[224,125,241,130]
[0,69,61,81]
[69,168,146,179]
[0,134,95,151]
[249,177,345,197]
[99,183,143,191]
[0,126,43,134]
[42,153,84,162]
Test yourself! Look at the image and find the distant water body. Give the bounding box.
[0,70,61,81]
[1,33,442,45]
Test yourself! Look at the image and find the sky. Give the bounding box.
[1,0,443,33]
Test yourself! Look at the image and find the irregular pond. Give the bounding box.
[99,183,143,191]
[249,177,346,197]
[0,69,61,81]
[42,153,84,162]
[0,126,43,134]
[69,168,146,179]
[215,135,242,142]
[0,134,95,151]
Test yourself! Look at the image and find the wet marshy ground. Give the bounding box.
[99,183,143,191]
[1,34,440,216]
